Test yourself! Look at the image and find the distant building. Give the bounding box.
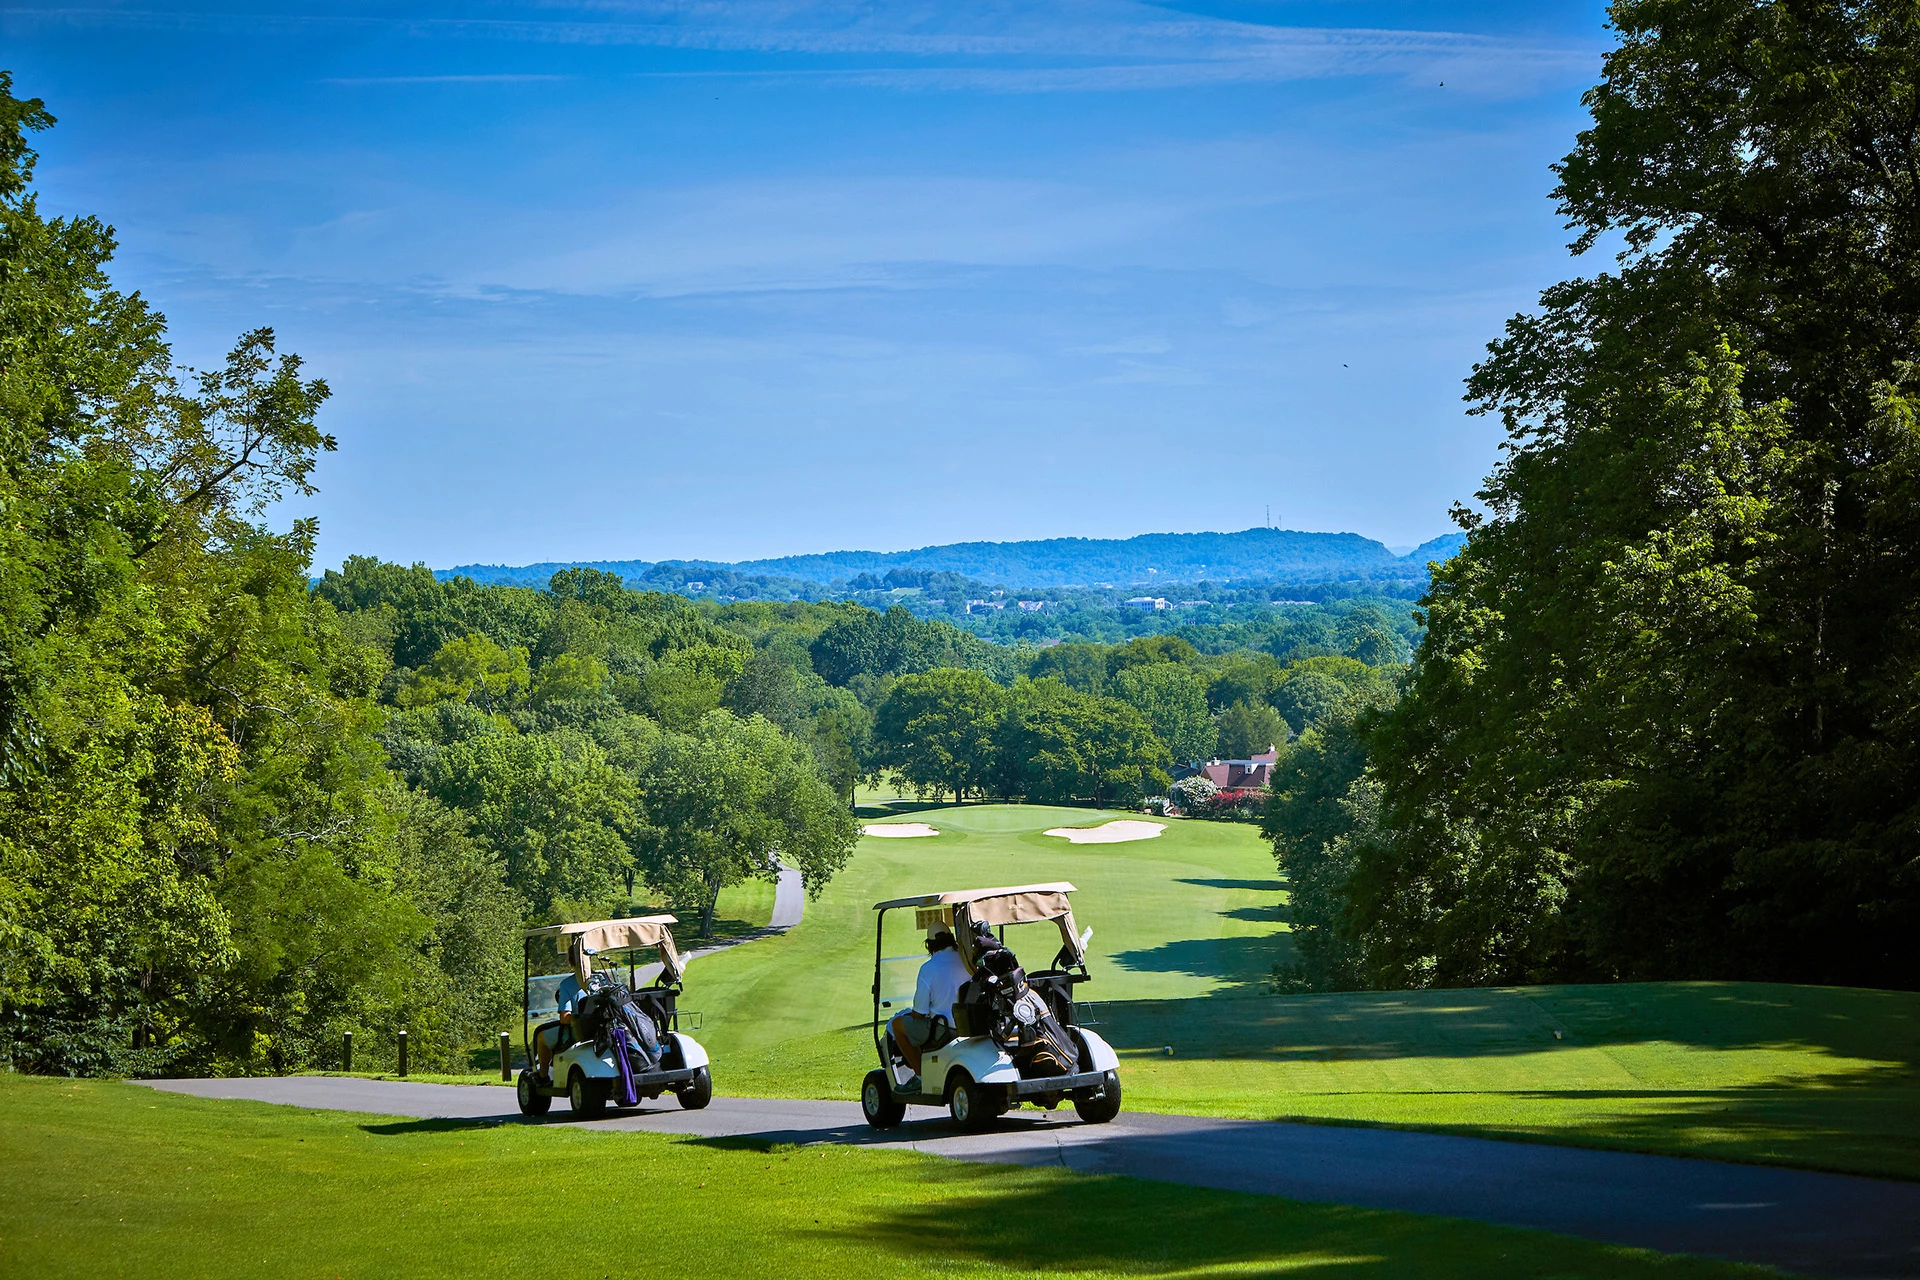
[1176,745,1280,790]
[684,581,706,591]
[967,599,1006,613]
[1124,597,1169,610]
[1017,600,1046,612]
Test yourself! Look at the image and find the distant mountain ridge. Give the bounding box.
[442,528,1466,591]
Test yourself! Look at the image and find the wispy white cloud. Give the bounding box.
[11,2,1599,93]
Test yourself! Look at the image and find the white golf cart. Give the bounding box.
[861,882,1122,1131]
[517,915,712,1118]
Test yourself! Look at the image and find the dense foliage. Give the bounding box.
[0,83,861,1076]
[1273,0,1920,992]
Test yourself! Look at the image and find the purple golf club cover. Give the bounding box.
[613,1025,639,1107]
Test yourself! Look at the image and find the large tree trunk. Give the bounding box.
[701,877,721,940]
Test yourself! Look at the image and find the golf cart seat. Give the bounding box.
[1023,971,1081,1026]
[631,987,678,1032]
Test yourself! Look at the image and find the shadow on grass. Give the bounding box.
[1111,934,1295,991]
[792,1155,1758,1279]
[1258,1066,1920,1182]
[1177,877,1286,892]
[1096,983,1920,1063]
[360,1116,516,1136]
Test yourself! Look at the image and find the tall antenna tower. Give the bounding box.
[1265,504,1272,529]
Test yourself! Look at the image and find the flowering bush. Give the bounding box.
[1188,787,1267,823]
[1141,795,1172,816]
[1168,775,1218,812]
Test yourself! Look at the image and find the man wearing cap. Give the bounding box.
[889,928,969,1092]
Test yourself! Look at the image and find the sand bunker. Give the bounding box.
[1043,820,1167,844]
[863,822,939,838]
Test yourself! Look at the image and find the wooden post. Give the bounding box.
[398,1030,408,1078]
[343,1031,352,1073]
[498,1032,511,1081]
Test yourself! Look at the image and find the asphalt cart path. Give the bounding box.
[143,1077,1920,1278]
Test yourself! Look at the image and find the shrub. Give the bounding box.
[1168,775,1218,812]
[1189,787,1266,823]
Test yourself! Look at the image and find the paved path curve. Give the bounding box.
[633,863,802,985]
[143,1076,1920,1278]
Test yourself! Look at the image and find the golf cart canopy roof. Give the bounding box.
[524,915,684,986]
[873,882,1076,918]
[874,883,1086,967]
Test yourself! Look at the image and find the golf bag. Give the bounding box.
[581,983,662,1071]
[971,931,1079,1077]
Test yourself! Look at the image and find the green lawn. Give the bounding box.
[674,805,1920,1181]
[0,1075,1769,1280]
[686,806,1285,1098]
[1108,982,1920,1181]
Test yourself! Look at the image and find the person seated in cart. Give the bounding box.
[888,927,970,1092]
[535,936,591,1082]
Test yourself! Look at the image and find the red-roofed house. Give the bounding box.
[1196,746,1278,790]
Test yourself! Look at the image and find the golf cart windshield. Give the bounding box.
[873,882,1087,970]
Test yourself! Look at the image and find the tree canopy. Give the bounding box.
[1342,0,1920,989]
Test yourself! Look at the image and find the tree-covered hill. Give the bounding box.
[444,527,1462,592]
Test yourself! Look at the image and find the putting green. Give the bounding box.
[0,1075,1770,1279]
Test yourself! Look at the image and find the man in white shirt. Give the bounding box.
[890,929,969,1091]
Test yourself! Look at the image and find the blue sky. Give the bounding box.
[4,1,1612,569]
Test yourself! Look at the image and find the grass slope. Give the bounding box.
[668,805,1920,1181]
[686,807,1284,1098]
[1109,982,1920,1180]
[0,1076,1768,1280]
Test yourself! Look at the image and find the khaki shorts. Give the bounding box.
[892,1011,954,1051]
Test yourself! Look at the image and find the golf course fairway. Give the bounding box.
[0,1074,1773,1280]
[677,805,1920,1181]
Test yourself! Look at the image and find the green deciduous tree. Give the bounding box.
[1368,1,1920,988]
[0,74,434,1074]
[425,729,637,918]
[999,680,1169,806]
[637,712,857,937]
[1111,662,1214,763]
[1215,701,1286,760]
[397,635,530,712]
[1271,672,1348,736]
[873,668,1007,802]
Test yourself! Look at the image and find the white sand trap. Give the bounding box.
[1044,819,1167,844]
[863,822,939,838]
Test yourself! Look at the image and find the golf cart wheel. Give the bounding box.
[1073,1070,1122,1124]
[861,1070,905,1130]
[568,1068,607,1118]
[677,1065,712,1110]
[516,1069,551,1117]
[947,1072,995,1132]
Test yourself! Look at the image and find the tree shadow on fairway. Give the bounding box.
[803,1161,1752,1279]
[1111,934,1295,991]
[1095,982,1920,1064]
[1405,1069,1920,1181]
[1178,877,1286,892]
[360,1116,517,1136]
